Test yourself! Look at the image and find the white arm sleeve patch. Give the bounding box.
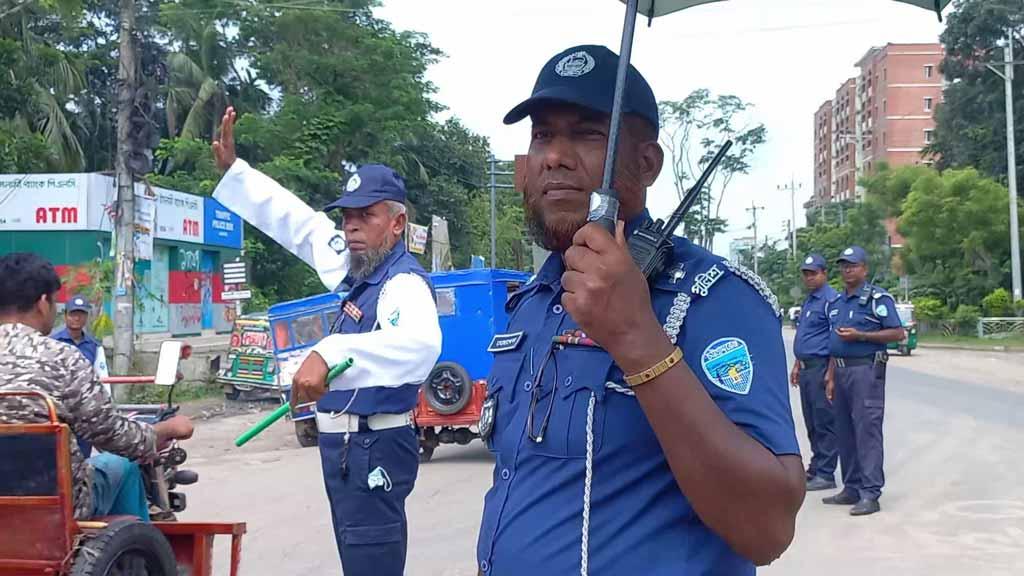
[213,158,350,290]
[312,273,442,390]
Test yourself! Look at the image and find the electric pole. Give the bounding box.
[778,177,801,259]
[113,0,137,375]
[486,156,515,268]
[746,202,764,276]
[987,31,1022,302]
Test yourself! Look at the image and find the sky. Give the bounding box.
[374,0,947,255]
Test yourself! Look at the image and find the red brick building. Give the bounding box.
[811,43,944,208]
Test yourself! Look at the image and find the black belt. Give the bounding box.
[834,356,875,368]
[798,357,829,369]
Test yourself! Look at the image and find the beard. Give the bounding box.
[525,192,588,253]
[349,245,393,281]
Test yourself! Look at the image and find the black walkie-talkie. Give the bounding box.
[627,140,733,279]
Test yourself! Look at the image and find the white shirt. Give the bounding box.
[213,159,441,390]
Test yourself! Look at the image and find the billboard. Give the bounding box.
[203,197,243,249]
[0,174,88,230]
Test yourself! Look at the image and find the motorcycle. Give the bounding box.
[104,340,200,520]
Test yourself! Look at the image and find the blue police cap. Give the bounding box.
[324,164,407,212]
[66,294,90,313]
[503,45,659,136]
[800,253,827,272]
[836,245,868,265]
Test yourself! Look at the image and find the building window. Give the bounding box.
[883,99,887,113]
[924,65,934,79]
[883,132,887,145]
[924,97,933,111]
[924,129,935,144]
[883,68,887,82]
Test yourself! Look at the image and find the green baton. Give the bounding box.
[234,357,354,447]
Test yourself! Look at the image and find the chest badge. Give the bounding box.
[700,337,754,395]
[343,301,363,322]
[487,331,524,353]
[479,395,497,441]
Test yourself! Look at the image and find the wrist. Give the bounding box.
[609,321,676,375]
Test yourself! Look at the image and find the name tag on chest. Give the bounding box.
[488,331,524,352]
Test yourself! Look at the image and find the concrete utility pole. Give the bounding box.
[746,202,764,276]
[987,31,1022,302]
[112,0,137,375]
[486,156,515,268]
[778,177,801,259]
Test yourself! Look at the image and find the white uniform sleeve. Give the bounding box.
[312,273,442,390]
[212,158,350,291]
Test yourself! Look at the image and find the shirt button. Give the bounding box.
[501,468,511,480]
[552,304,564,314]
[523,380,533,392]
[480,560,490,572]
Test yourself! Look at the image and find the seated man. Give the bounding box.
[0,252,194,520]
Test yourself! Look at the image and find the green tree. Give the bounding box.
[929,0,1024,189]
[900,167,1014,307]
[659,90,767,249]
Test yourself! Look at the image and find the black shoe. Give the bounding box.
[822,490,859,505]
[806,477,837,491]
[850,498,881,516]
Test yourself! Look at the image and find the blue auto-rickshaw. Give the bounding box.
[267,268,531,451]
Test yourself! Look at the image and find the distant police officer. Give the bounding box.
[51,295,101,366]
[211,108,442,575]
[476,45,804,576]
[790,254,839,492]
[51,293,111,456]
[823,246,904,516]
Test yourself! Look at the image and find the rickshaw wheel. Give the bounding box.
[424,362,472,415]
[294,419,319,448]
[70,518,176,576]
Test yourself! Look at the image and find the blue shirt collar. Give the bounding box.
[51,327,97,345]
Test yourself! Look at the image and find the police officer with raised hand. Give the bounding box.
[790,254,839,492]
[822,246,904,516]
[211,108,442,575]
[476,45,804,576]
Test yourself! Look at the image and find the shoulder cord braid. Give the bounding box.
[579,290,692,575]
[721,260,783,318]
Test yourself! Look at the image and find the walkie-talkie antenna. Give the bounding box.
[661,140,733,239]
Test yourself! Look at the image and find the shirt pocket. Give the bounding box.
[521,347,613,460]
[485,350,526,454]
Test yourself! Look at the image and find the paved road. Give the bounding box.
[182,334,1024,575]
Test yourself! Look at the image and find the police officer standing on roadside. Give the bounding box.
[210,108,442,575]
[823,246,904,516]
[476,44,804,576]
[790,254,839,492]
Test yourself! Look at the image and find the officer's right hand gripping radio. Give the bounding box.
[615,140,734,279]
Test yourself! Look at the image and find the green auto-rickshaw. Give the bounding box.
[888,303,918,356]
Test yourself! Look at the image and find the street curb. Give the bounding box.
[917,342,1024,354]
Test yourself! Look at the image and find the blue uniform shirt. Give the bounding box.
[827,283,902,358]
[51,327,100,365]
[477,218,800,576]
[793,284,839,359]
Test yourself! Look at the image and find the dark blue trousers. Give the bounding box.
[318,425,419,576]
[797,359,838,481]
[833,362,886,500]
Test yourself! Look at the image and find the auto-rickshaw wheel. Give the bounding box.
[70,518,176,576]
[419,427,438,462]
[294,419,319,448]
[424,362,472,415]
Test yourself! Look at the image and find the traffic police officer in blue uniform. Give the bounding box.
[211,107,442,575]
[790,254,839,492]
[51,294,101,365]
[477,45,805,576]
[52,293,109,457]
[823,246,904,516]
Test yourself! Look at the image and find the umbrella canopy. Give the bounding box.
[621,0,952,20]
